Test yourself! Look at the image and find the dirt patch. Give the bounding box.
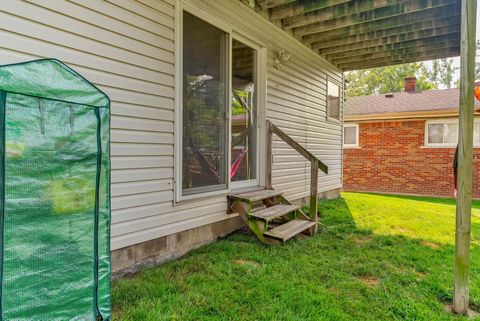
[444,304,480,318]
[421,240,440,250]
[393,226,411,233]
[233,259,261,268]
[112,304,124,316]
[414,270,428,278]
[359,276,380,287]
[353,235,372,245]
[237,227,253,235]
[328,287,340,295]
[296,233,308,240]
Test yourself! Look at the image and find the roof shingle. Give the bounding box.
[344,88,480,117]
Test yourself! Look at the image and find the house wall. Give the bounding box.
[343,120,480,198]
[0,0,342,270]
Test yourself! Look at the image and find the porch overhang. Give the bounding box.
[244,0,462,71]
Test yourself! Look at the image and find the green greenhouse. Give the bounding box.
[0,59,111,321]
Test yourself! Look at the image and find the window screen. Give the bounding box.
[327,80,340,120]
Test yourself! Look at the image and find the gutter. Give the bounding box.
[344,108,480,122]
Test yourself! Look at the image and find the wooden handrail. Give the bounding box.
[265,120,328,221]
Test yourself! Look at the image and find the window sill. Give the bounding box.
[343,146,361,149]
[422,145,480,149]
[421,145,457,149]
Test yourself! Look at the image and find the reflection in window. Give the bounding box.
[428,122,458,145]
[343,125,358,147]
[425,120,480,146]
[231,40,257,182]
[476,122,480,145]
[182,12,228,195]
[444,123,458,144]
[428,123,444,144]
[327,80,340,120]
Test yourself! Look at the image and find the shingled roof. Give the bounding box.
[344,87,480,120]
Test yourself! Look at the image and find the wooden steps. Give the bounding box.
[231,189,283,202]
[249,204,297,222]
[264,219,316,242]
[229,188,317,244]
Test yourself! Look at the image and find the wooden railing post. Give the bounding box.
[265,120,327,225]
[266,120,273,189]
[310,159,318,222]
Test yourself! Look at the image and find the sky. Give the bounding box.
[424,4,480,88]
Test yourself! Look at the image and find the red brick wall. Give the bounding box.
[343,120,480,198]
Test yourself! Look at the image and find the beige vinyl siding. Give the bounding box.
[0,0,230,251]
[189,1,343,201]
[185,1,343,202]
[0,0,342,251]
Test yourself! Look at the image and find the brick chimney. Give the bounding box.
[404,77,417,92]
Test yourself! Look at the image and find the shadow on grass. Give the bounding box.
[112,195,480,321]
[320,196,480,317]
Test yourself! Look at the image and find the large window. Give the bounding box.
[327,79,340,121]
[182,11,228,196]
[343,123,358,148]
[426,119,480,147]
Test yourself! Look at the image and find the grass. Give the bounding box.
[112,192,480,320]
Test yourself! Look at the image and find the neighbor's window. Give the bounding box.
[182,11,228,196]
[327,80,340,121]
[426,119,480,146]
[476,122,480,145]
[343,124,358,148]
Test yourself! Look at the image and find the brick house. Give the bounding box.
[343,77,480,198]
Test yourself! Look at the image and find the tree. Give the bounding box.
[476,40,480,80]
[345,62,436,96]
[430,58,458,88]
[454,40,480,88]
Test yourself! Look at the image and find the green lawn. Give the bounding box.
[112,192,480,320]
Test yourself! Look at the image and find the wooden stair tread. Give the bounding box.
[264,219,316,242]
[230,189,283,202]
[249,204,297,222]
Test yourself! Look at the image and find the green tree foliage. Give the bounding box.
[346,42,480,96]
[232,89,249,116]
[476,40,480,80]
[430,58,458,89]
[345,63,436,96]
[453,40,480,88]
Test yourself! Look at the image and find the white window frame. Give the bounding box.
[174,1,266,203]
[326,77,341,123]
[343,123,359,148]
[424,118,480,148]
[230,32,266,190]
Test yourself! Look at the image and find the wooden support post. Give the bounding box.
[310,159,318,222]
[454,0,477,315]
[266,120,273,189]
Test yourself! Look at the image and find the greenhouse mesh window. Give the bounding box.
[0,59,111,321]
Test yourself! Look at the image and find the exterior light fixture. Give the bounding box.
[274,50,292,69]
